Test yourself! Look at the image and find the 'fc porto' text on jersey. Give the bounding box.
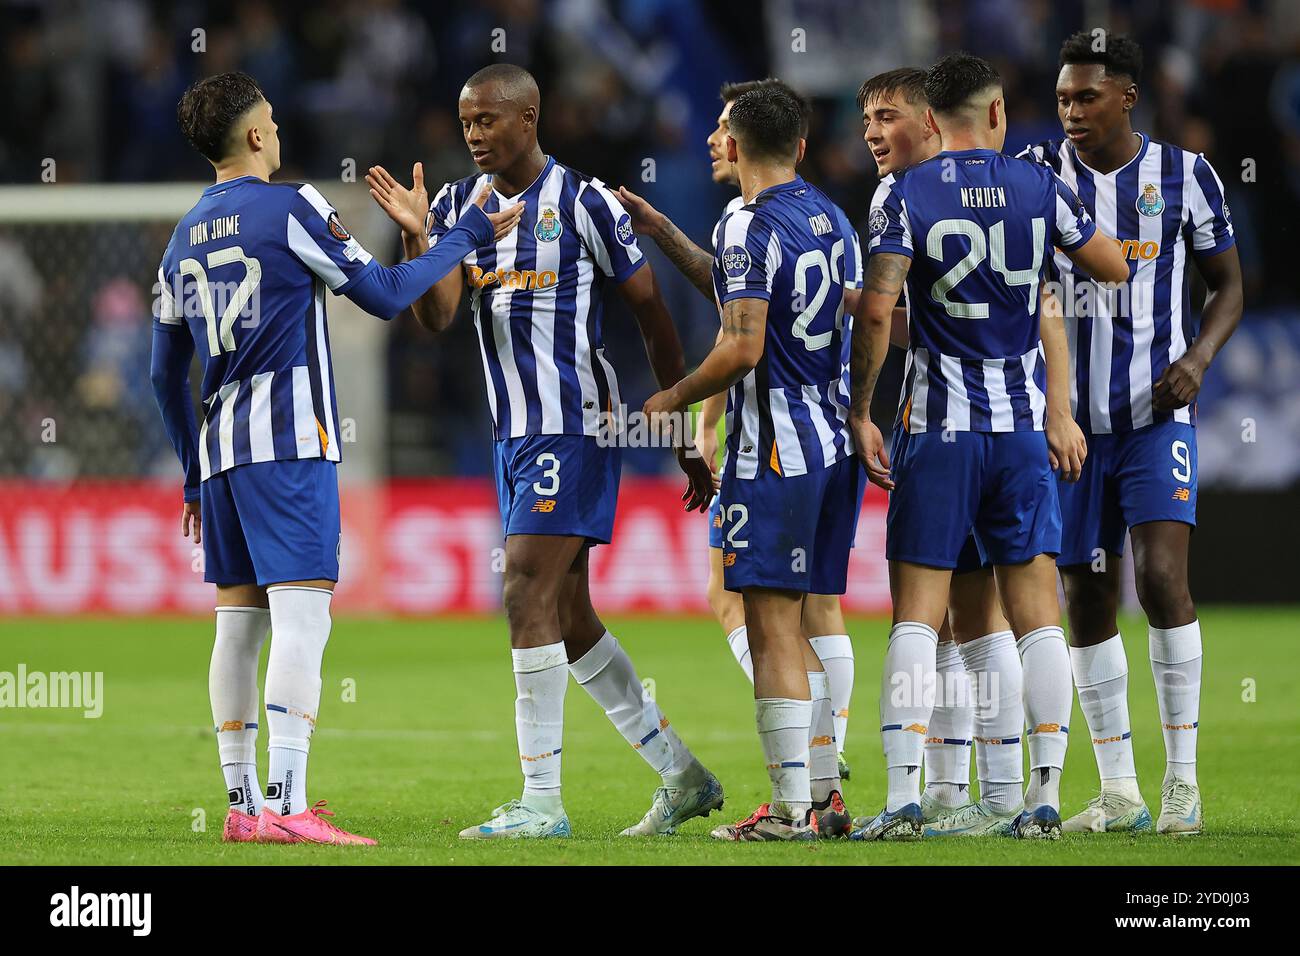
[155,177,377,480]
[425,156,645,440]
[713,176,859,480]
[1019,134,1235,434]
[867,149,1095,434]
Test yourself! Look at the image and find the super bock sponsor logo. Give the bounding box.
[868,206,889,238]
[721,244,751,278]
[615,212,636,246]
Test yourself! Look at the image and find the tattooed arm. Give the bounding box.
[618,186,716,300]
[850,252,911,488]
[643,296,767,417]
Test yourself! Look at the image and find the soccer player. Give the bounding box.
[643,84,861,841]
[618,78,861,785]
[151,72,523,846]
[365,64,721,839]
[848,53,1128,841]
[855,68,1088,837]
[1020,33,1242,835]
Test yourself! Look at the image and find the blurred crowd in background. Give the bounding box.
[2,0,1299,486]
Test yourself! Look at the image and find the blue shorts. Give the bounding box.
[707,493,725,549]
[493,435,620,544]
[719,455,858,594]
[201,459,341,586]
[890,425,989,574]
[887,430,1061,568]
[1057,420,1197,566]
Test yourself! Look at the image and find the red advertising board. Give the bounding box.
[0,480,891,615]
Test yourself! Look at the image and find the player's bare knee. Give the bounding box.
[1135,560,1195,628]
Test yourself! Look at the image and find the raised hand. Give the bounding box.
[472,182,524,241]
[616,186,668,240]
[367,162,429,237]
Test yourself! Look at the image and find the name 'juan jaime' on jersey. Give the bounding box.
[155,177,378,480]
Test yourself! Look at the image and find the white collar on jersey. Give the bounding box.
[1069,131,1149,179]
[490,155,556,202]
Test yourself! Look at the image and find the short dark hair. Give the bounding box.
[923,53,1002,114]
[727,85,805,163]
[177,72,266,163]
[464,63,539,101]
[720,77,809,137]
[857,68,928,111]
[1059,31,1143,84]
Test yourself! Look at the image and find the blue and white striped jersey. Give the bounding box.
[714,193,863,415]
[713,176,859,480]
[425,156,645,440]
[1018,134,1235,434]
[868,149,1095,433]
[155,177,376,480]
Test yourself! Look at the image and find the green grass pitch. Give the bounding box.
[1,608,1296,865]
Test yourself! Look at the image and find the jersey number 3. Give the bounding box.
[179,246,263,357]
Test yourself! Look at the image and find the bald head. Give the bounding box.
[463,63,540,111]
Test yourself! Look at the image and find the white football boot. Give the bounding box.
[459,799,571,840]
[923,800,1018,837]
[619,764,725,836]
[1063,790,1153,833]
[1157,780,1202,835]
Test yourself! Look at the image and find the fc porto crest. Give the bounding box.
[534,206,563,242]
[1136,183,1165,217]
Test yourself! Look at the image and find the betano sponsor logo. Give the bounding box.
[466,266,559,290]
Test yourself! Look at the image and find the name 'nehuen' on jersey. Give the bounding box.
[868,149,1096,434]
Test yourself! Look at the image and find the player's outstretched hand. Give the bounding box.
[473,182,525,241]
[181,500,201,545]
[1046,411,1087,482]
[694,424,721,491]
[675,446,714,513]
[616,186,667,239]
[1152,350,1207,412]
[851,413,893,490]
[367,162,428,237]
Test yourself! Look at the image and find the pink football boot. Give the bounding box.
[222,808,259,843]
[257,801,377,846]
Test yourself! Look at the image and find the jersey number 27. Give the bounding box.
[178,246,263,357]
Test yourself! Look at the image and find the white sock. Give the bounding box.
[1150,621,1201,786]
[808,670,840,806]
[1020,625,1071,811]
[959,630,1024,814]
[924,640,974,802]
[726,625,753,683]
[808,633,854,754]
[570,631,674,778]
[880,621,938,811]
[264,586,332,816]
[1071,634,1140,798]
[211,606,270,816]
[512,642,568,811]
[756,698,812,821]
